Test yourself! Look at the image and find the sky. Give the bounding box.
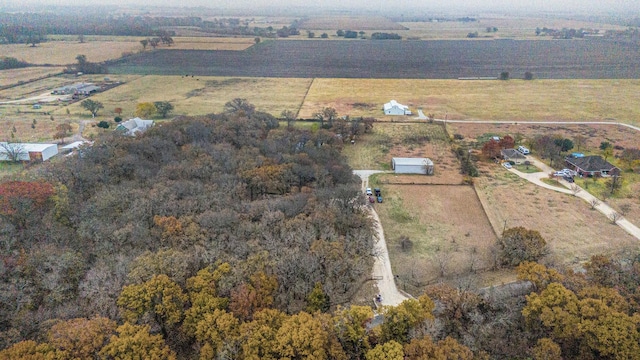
[2,0,637,14]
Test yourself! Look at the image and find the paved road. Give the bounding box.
[353,170,410,306]
[506,157,640,241]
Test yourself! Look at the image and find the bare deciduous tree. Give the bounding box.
[0,142,26,162]
[609,211,622,224]
[589,198,600,209]
[434,251,450,278]
[570,184,581,195]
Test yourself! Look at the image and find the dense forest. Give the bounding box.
[2,105,640,359]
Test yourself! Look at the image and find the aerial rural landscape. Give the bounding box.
[1,0,640,359]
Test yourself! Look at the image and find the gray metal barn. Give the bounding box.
[391,157,434,175]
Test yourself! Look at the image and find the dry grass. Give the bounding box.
[0,116,73,143]
[165,37,255,51]
[56,75,313,119]
[2,40,142,65]
[398,17,627,40]
[0,67,65,88]
[373,183,498,293]
[342,123,459,179]
[298,16,406,30]
[475,167,638,267]
[299,79,640,126]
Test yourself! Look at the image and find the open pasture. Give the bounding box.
[399,16,628,40]
[372,183,498,292]
[2,40,142,65]
[475,166,638,267]
[164,37,255,50]
[0,67,64,88]
[299,78,640,125]
[108,39,640,80]
[56,75,312,118]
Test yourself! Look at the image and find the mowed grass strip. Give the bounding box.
[371,182,498,292]
[56,75,313,118]
[299,78,640,125]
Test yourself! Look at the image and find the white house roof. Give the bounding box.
[0,142,56,152]
[384,100,409,111]
[116,118,154,135]
[393,157,433,166]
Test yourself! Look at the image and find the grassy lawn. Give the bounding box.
[0,162,24,179]
[342,122,453,171]
[541,178,566,188]
[299,79,640,125]
[514,163,540,173]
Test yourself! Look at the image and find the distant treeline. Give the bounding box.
[0,13,281,42]
[0,57,30,70]
[370,32,402,40]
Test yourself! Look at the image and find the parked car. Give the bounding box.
[374,188,381,196]
[563,175,574,183]
[517,145,530,155]
[503,162,512,169]
[366,187,373,196]
[554,169,576,177]
[377,196,383,203]
[368,196,375,203]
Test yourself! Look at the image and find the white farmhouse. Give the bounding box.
[383,100,412,116]
[392,157,434,175]
[115,118,154,136]
[0,142,58,162]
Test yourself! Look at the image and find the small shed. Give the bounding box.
[392,157,434,175]
[383,100,411,116]
[0,142,58,162]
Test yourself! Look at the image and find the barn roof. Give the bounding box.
[384,100,408,111]
[0,142,56,152]
[393,157,433,166]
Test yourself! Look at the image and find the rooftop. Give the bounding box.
[393,157,433,166]
[566,155,617,171]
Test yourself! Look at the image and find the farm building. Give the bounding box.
[392,157,434,175]
[115,118,154,136]
[501,149,526,164]
[565,155,620,177]
[0,142,58,162]
[51,83,100,95]
[383,100,412,116]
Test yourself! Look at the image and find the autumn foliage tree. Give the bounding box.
[47,317,116,359]
[481,139,502,159]
[498,227,548,267]
[99,323,176,360]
